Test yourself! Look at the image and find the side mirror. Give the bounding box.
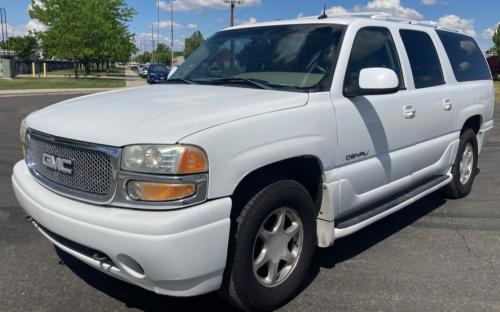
[168,66,178,79]
[344,68,399,98]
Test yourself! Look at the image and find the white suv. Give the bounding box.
[13,12,494,311]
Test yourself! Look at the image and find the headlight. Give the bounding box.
[121,145,208,174]
[20,118,27,143]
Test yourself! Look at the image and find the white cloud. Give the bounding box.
[27,0,44,12]
[297,12,304,18]
[152,21,184,29]
[437,15,476,37]
[137,33,185,51]
[324,0,423,20]
[236,17,257,25]
[214,17,226,23]
[482,22,499,39]
[158,0,261,14]
[187,23,197,29]
[325,6,348,14]
[420,0,436,4]
[1,20,46,37]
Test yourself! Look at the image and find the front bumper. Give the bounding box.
[12,161,231,297]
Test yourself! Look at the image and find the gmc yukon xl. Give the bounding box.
[13,12,494,311]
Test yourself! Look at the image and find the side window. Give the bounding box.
[400,30,445,89]
[436,30,491,82]
[345,27,404,89]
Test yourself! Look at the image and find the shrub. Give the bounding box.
[487,55,500,80]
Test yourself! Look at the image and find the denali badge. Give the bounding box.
[346,151,369,161]
[42,153,73,174]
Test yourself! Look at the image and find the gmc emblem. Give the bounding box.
[42,153,73,175]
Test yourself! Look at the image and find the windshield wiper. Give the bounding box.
[209,78,273,90]
[162,78,197,85]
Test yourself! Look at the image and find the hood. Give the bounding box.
[151,71,169,74]
[26,85,308,147]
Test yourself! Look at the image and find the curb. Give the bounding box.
[0,90,113,97]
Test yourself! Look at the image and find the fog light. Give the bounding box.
[126,180,196,201]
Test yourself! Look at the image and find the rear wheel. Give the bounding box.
[218,176,316,311]
[442,128,478,198]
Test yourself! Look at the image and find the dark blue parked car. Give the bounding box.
[147,63,170,84]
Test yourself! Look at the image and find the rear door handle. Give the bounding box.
[404,104,416,119]
[443,98,453,111]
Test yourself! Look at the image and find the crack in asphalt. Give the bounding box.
[443,206,498,285]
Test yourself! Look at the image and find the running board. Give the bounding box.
[334,175,452,239]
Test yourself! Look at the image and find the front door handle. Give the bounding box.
[404,104,416,119]
[443,98,453,111]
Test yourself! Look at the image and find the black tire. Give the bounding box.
[217,176,317,311]
[442,128,478,198]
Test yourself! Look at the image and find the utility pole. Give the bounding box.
[151,25,155,63]
[157,0,160,54]
[223,0,243,27]
[170,0,174,67]
[0,8,9,59]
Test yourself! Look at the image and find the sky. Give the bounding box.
[0,0,499,53]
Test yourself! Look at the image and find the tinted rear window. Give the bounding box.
[151,65,168,71]
[436,30,491,82]
[400,30,445,89]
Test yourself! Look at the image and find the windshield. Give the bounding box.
[170,24,345,92]
[151,65,168,71]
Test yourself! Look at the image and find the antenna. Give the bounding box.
[318,5,328,20]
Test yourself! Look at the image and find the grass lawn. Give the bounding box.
[0,77,125,90]
[495,81,500,103]
[46,67,125,77]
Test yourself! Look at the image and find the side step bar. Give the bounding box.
[334,175,452,239]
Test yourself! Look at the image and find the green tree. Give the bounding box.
[6,35,38,59]
[136,52,152,64]
[29,0,137,78]
[493,24,500,56]
[155,43,172,65]
[183,31,205,59]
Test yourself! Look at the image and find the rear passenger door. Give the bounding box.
[333,26,417,217]
[399,29,456,181]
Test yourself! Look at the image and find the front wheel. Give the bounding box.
[442,128,478,198]
[218,176,317,311]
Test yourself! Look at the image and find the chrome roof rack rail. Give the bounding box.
[302,12,464,34]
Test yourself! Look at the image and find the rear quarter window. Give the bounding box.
[399,30,445,89]
[436,30,491,82]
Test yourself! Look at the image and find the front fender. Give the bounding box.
[179,93,337,199]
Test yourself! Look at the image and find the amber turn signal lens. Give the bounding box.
[177,149,207,173]
[127,181,196,202]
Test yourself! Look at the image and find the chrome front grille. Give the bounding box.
[28,136,112,194]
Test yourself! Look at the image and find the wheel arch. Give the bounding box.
[456,104,485,134]
[461,114,482,134]
[231,156,326,216]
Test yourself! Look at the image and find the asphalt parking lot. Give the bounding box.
[1,95,499,312]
